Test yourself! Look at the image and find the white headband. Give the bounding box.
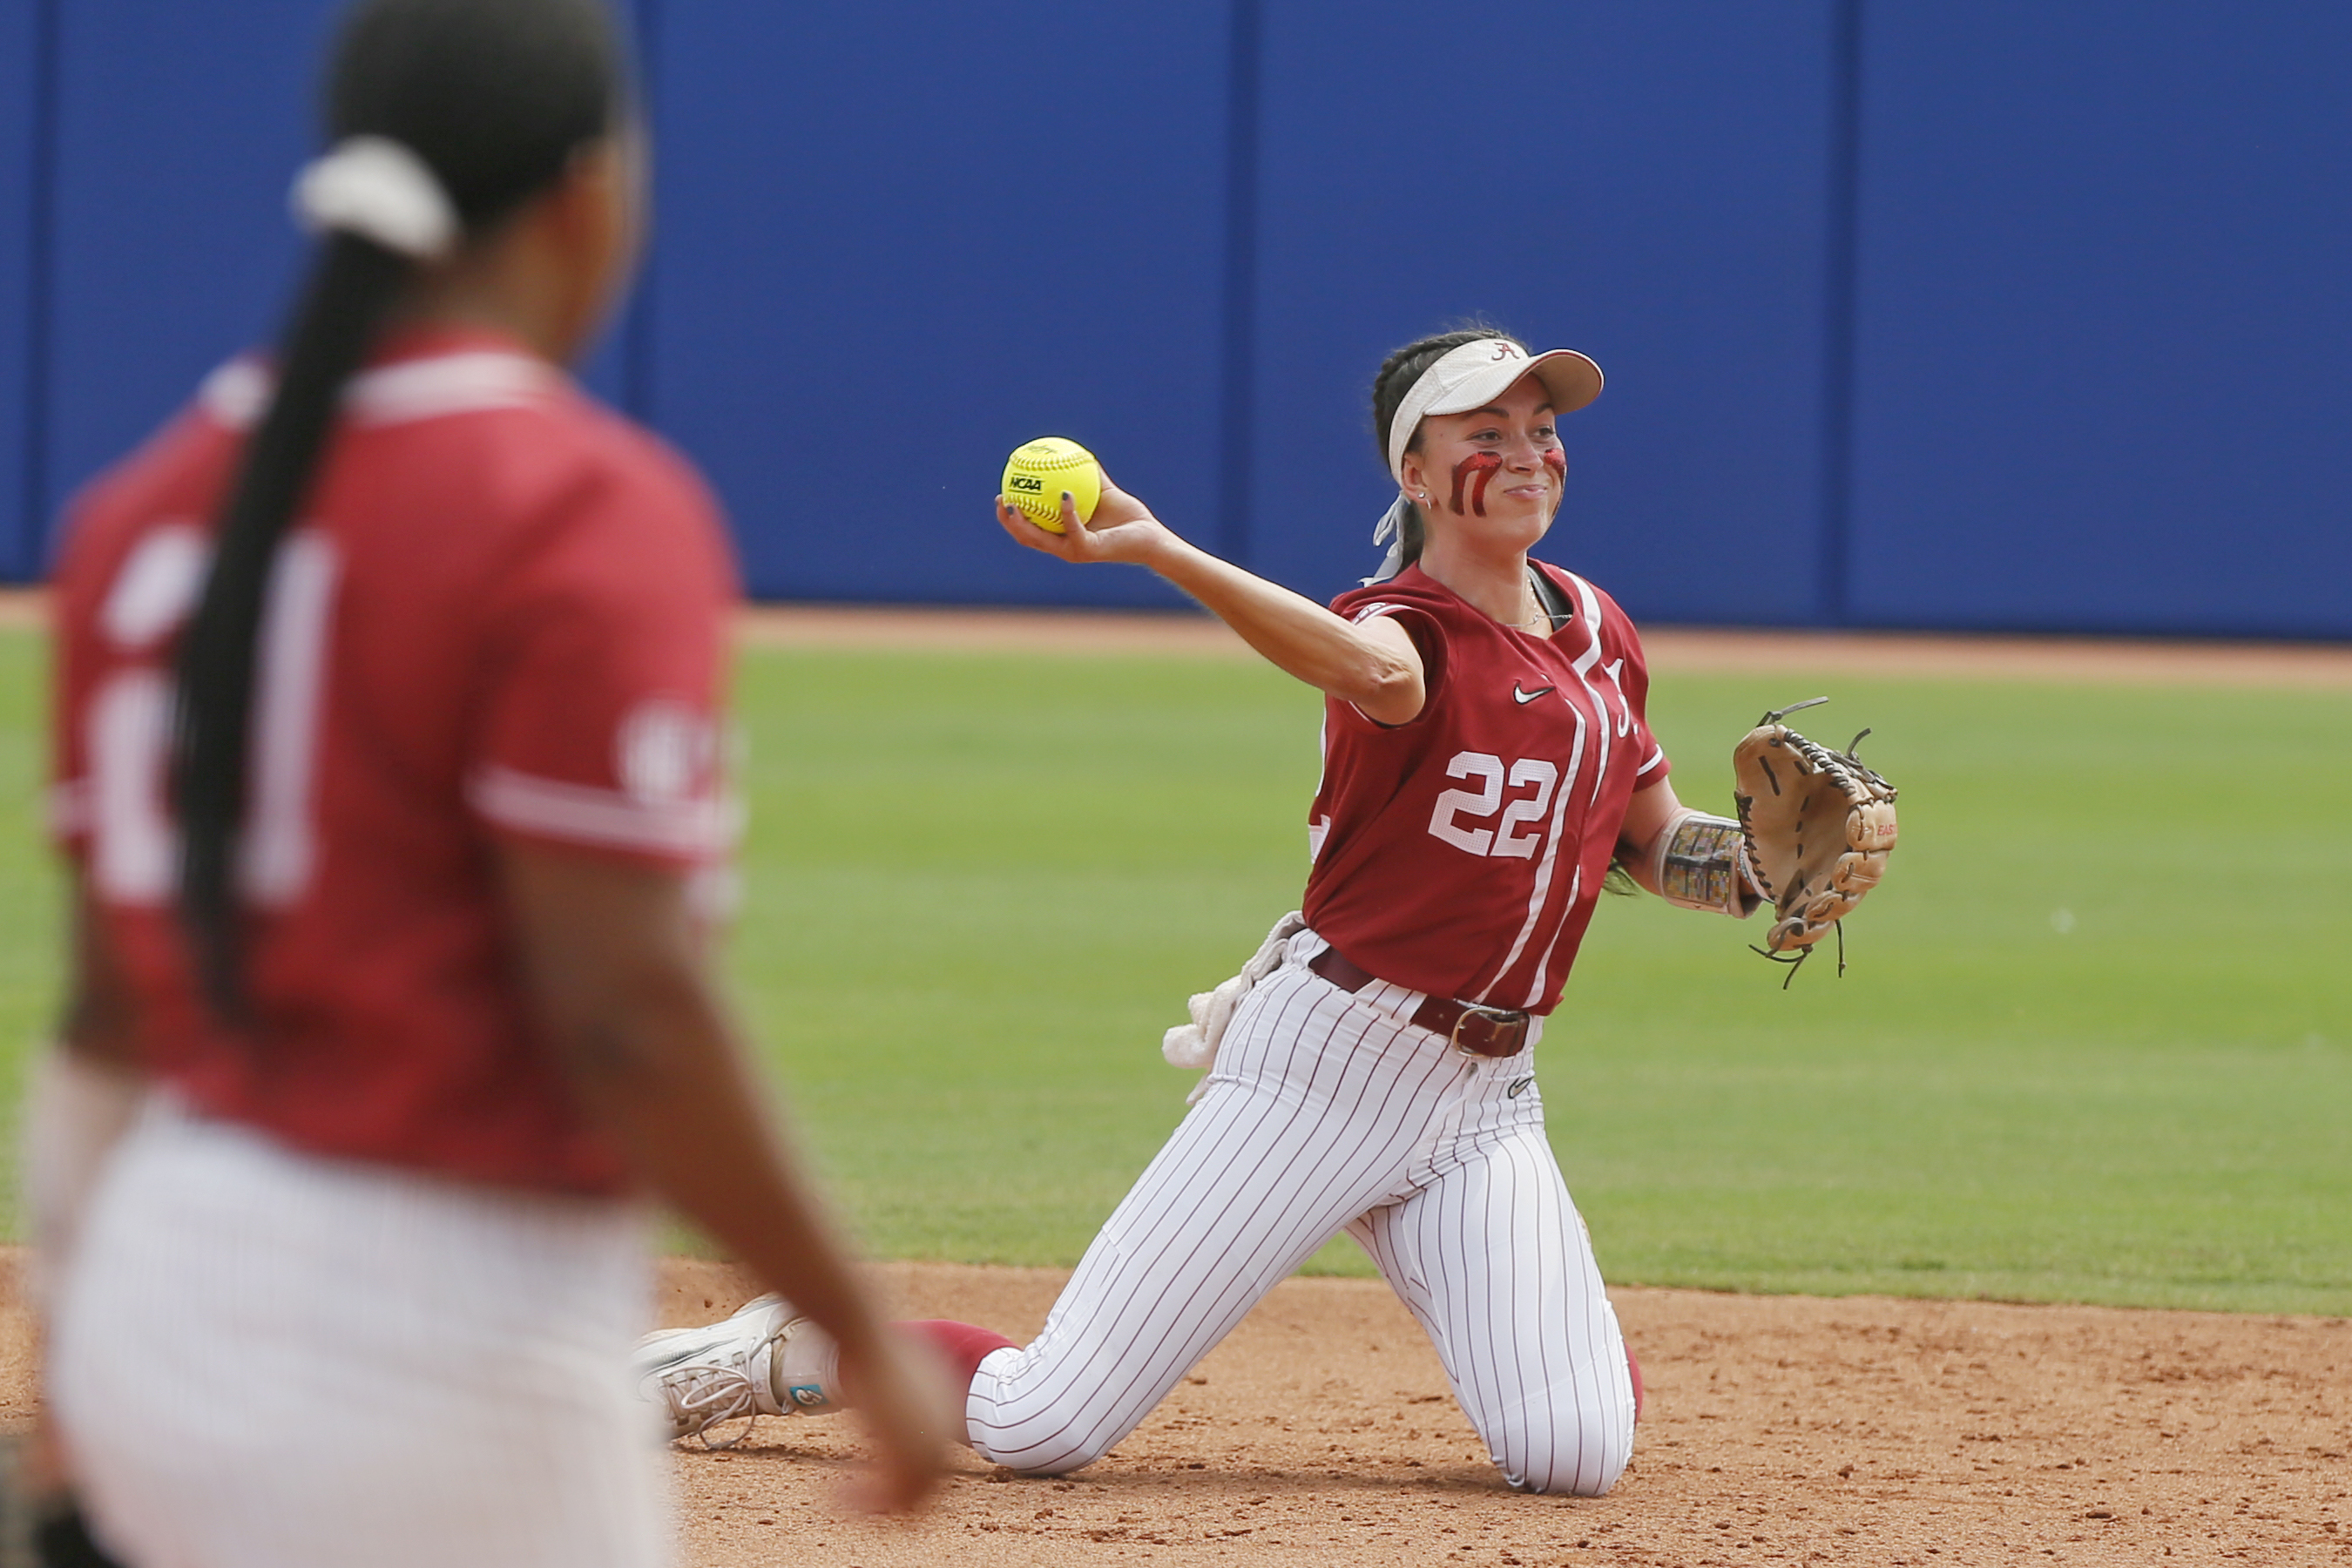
[291,136,460,260]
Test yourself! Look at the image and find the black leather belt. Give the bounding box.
[1308,947,1531,1059]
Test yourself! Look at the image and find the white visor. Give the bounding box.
[1384,338,1603,486]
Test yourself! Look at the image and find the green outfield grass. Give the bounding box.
[0,633,60,1064]
[2,627,2346,1315]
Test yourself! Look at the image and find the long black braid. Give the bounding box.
[171,0,625,1019]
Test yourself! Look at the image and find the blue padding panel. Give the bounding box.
[39,0,652,564]
[39,1,341,553]
[1247,2,1843,622]
[571,0,661,417]
[0,0,37,578]
[645,3,1228,606]
[1848,3,2352,639]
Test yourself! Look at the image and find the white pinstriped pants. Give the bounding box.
[51,1098,667,1568]
[967,929,1637,1494]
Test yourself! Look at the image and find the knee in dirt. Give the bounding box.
[1491,1401,1632,1497]
[980,1437,1111,1478]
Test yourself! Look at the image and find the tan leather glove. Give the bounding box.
[1732,699,1900,981]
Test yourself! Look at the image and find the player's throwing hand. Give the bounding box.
[995,470,1168,565]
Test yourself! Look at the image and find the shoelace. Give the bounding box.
[653,1326,789,1450]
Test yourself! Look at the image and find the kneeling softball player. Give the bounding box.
[645,328,1789,1495]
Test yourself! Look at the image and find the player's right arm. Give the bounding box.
[478,449,946,1510]
[498,843,950,1511]
[995,480,1427,725]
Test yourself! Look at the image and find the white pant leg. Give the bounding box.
[968,948,1466,1474]
[51,1099,666,1568]
[1348,1074,1635,1496]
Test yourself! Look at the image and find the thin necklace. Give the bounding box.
[1517,570,1551,632]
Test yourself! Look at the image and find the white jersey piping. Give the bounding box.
[1518,572,1628,1006]
[1475,705,1585,1007]
[467,766,737,859]
[199,351,559,433]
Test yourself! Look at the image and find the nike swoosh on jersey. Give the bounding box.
[1507,1076,1537,1098]
[1511,684,1556,705]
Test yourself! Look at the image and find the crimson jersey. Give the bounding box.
[1301,562,1668,1015]
[49,330,737,1195]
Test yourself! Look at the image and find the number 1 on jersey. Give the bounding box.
[82,526,341,908]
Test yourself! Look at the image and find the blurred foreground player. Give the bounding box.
[30,1,945,1561]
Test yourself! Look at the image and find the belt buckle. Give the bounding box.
[1450,1004,1525,1058]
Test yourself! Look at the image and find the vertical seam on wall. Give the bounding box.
[1216,0,1262,569]
[1816,0,1865,625]
[624,0,662,427]
[19,0,60,580]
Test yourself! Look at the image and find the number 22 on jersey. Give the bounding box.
[1428,751,1558,860]
[79,524,340,908]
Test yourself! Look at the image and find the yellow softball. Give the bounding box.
[1001,436,1102,534]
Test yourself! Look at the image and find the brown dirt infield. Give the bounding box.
[0,1254,2340,1565]
[652,1260,2350,1568]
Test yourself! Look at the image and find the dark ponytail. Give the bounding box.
[172,0,624,1018]
[1369,324,1522,570]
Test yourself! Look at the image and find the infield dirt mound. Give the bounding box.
[657,1259,2349,1567]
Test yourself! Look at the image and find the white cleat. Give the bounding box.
[634,1294,840,1447]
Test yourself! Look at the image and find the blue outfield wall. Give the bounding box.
[1247,1,1848,621]
[27,0,651,566]
[1846,2,2352,639]
[37,0,333,545]
[0,0,39,581]
[1,2,2348,638]
[643,1,1227,608]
